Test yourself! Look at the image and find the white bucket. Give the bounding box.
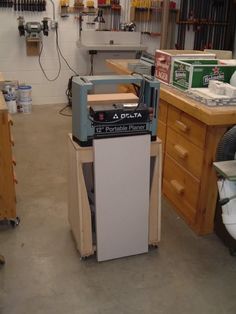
[6,100,17,114]
[19,100,32,114]
[18,85,32,101]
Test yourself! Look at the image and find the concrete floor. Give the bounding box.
[1,104,236,314]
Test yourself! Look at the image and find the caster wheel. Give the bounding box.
[229,247,236,256]
[80,256,88,261]
[0,255,5,265]
[149,244,159,250]
[10,216,20,228]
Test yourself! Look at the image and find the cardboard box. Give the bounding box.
[155,50,216,84]
[172,59,236,91]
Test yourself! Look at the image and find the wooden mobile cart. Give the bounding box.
[67,93,162,258]
[106,59,236,236]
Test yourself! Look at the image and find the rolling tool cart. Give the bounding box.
[68,75,162,261]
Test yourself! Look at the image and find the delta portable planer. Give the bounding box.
[72,75,160,146]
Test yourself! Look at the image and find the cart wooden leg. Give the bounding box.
[68,137,94,258]
[149,141,162,245]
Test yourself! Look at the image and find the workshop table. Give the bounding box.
[106,59,236,235]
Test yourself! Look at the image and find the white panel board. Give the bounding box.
[94,135,150,262]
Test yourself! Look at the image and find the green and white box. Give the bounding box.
[172,59,236,90]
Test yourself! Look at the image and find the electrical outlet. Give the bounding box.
[51,20,58,30]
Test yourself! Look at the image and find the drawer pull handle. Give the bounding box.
[13,171,18,184]
[174,145,188,159]
[175,120,189,133]
[12,157,16,166]
[10,136,15,146]
[8,114,13,125]
[170,180,184,195]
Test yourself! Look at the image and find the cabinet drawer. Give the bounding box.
[163,155,200,224]
[166,128,204,179]
[158,100,168,123]
[168,106,206,149]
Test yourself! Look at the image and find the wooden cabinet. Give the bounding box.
[105,59,236,235]
[0,86,17,222]
[167,106,206,148]
[166,128,204,179]
[163,154,200,225]
[159,88,229,235]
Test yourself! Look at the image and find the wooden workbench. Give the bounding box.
[0,74,17,223]
[106,59,236,235]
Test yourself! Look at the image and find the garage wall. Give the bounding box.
[0,1,162,105]
[0,4,85,104]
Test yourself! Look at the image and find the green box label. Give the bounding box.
[173,60,236,90]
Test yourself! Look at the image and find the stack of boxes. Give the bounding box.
[154,49,236,105]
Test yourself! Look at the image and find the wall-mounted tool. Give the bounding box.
[18,16,49,39]
[0,0,13,8]
[13,0,46,12]
[120,22,136,31]
[94,9,105,30]
[60,0,69,17]
[17,16,49,56]
[177,0,236,51]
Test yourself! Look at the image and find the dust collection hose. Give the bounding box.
[216,126,236,162]
[216,125,236,205]
[215,126,236,242]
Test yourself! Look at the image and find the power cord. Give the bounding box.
[38,27,79,81]
[65,75,77,106]
[56,28,78,76]
[89,54,94,75]
[59,104,72,116]
[88,51,97,76]
[38,34,61,81]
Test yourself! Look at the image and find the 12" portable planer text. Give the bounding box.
[72,75,160,146]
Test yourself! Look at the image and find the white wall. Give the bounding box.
[0,1,175,105]
[0,1,147,105]
[1,1,235,105]
[0,3,85,105]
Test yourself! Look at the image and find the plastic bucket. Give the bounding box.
[19,100,32,114]
[18,85,32,101]
[6,100,17,114]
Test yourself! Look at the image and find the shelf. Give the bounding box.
[62,6,97,14]
[141,32,161,37]
[77,42,147,51]
[178,20,229,26]
[131,7,178,13]
[98,4,121,10]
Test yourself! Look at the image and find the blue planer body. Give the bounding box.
[72,75,160,146]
